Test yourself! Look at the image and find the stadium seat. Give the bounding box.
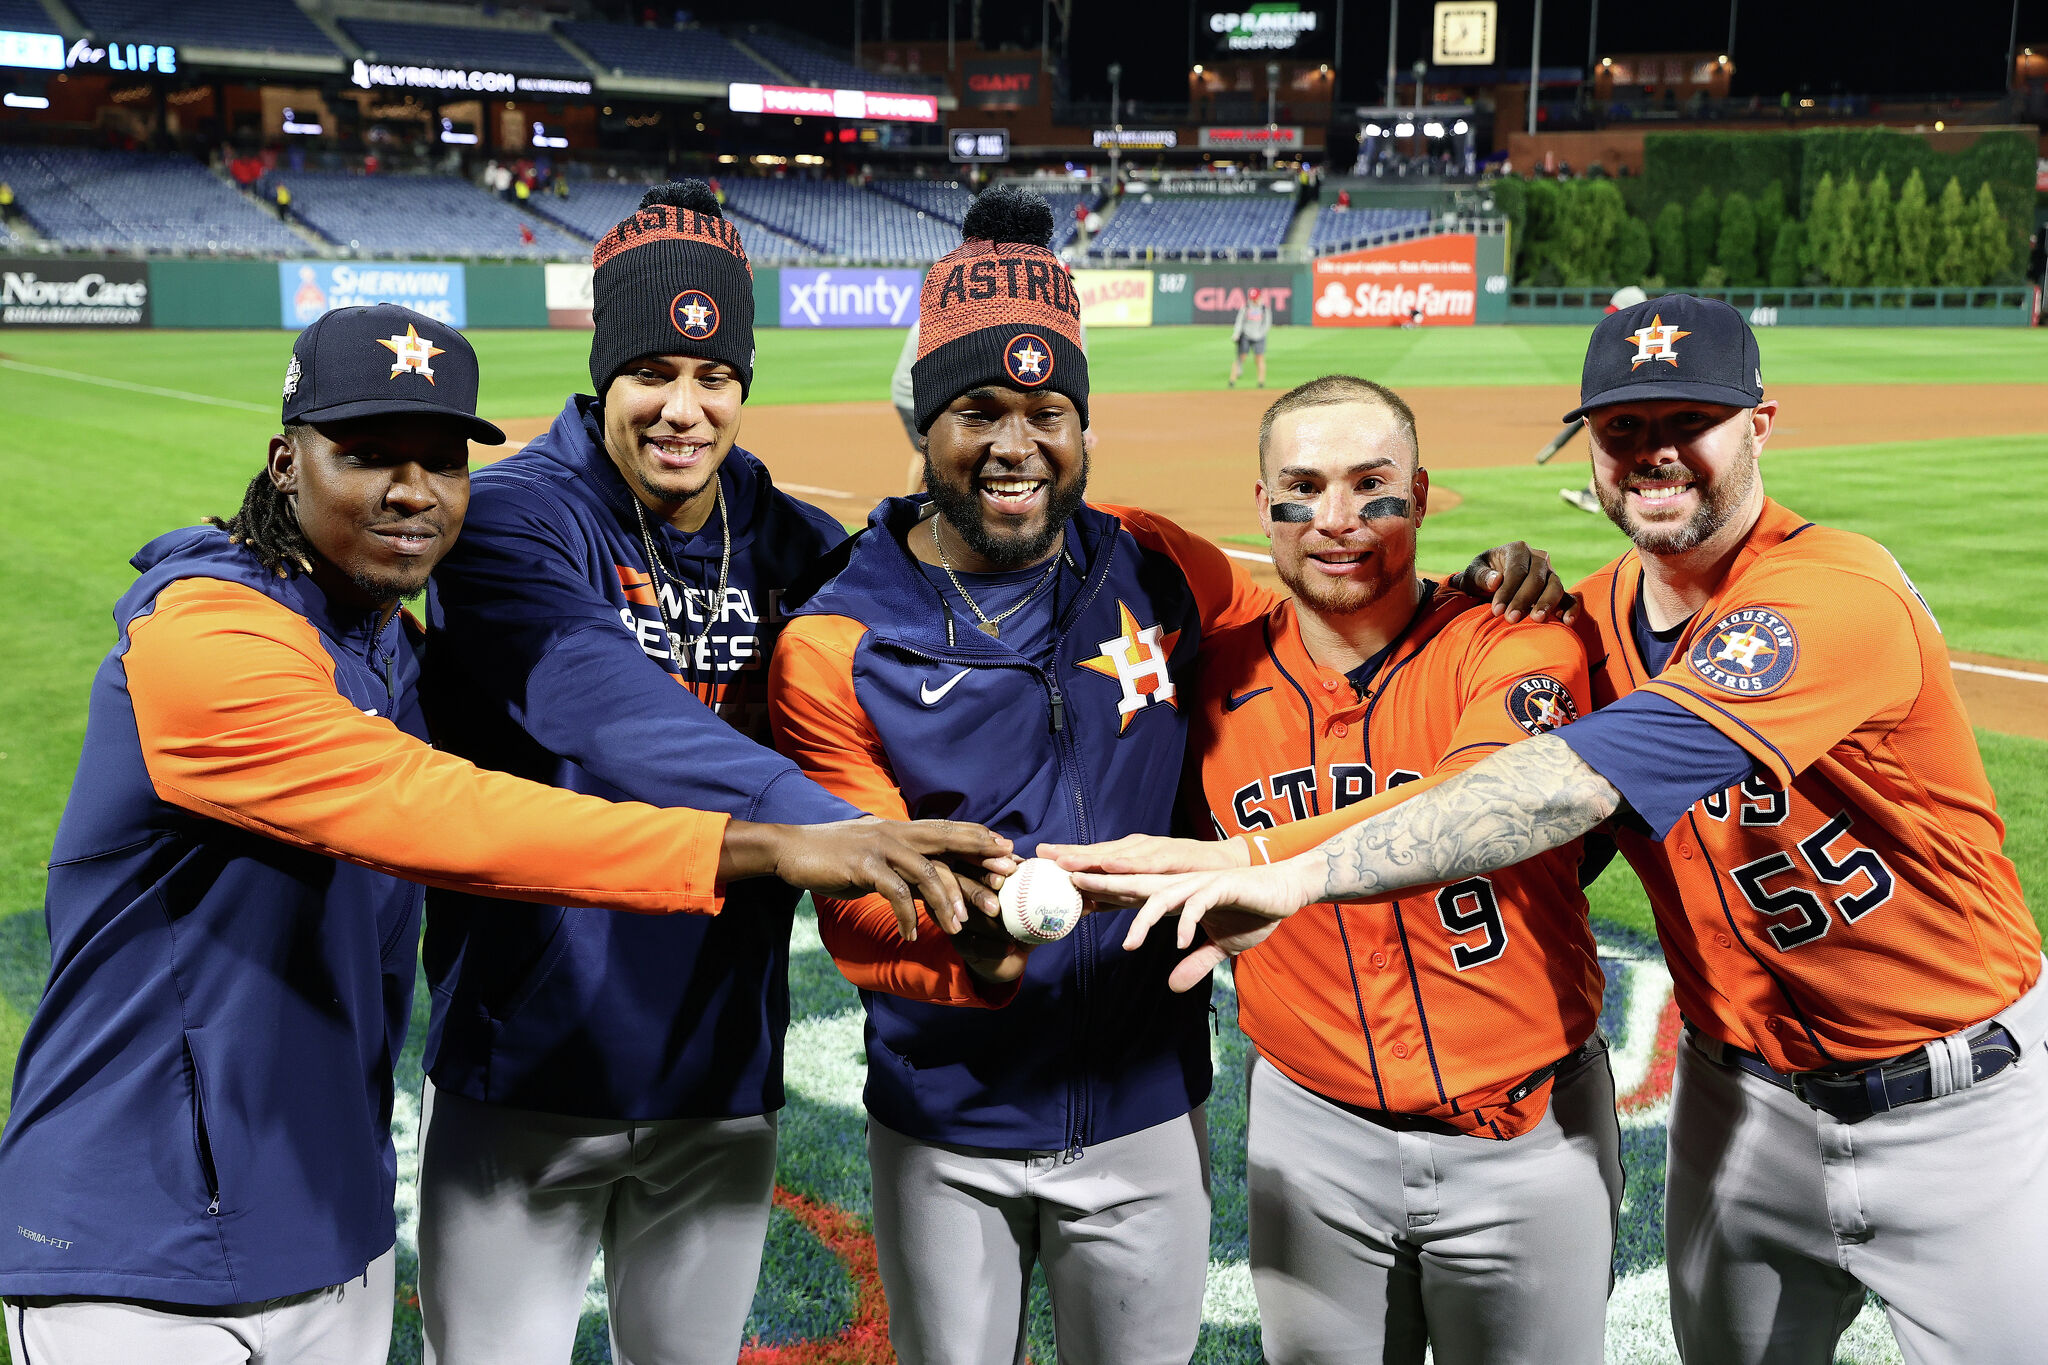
[741,30,941,95]
[722,179,957,260]
[340,19,588,77]
[268,171,585,259]
[525,178,817,262]
[66,0,340,56]
[1087,194,1293,261]
[0,145,304,255]
[1309,205,1434,252]
[558,22,777,85]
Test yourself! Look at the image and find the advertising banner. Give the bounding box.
[0,258,149,326]
[961,57,1039,109]
[1189,268,1298,324]
[1073,270,1154,327]
[280,261,467,329]
[728,83,938,124]
[544,262,594,328]
[1204,5,1324,56]
[779,268,923,328]
[1197,126,1303,149]
[1311,235,1477,327]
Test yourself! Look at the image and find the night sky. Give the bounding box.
[620,0,2047,106]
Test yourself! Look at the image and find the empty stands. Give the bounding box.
[741,31,939,94]
[0,146,303,255]
[560,22,775,85]
[1309,205,1434,252]
[274,171,584,258]
[67,0,340,56]
[723,179,956,260]
[1087,194,1294,260]
[340,19,586,77]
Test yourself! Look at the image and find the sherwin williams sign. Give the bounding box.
[280,261,467,328]
[1073,270,1153,327]
[1311,235,1477,327]
[779,268,923,328]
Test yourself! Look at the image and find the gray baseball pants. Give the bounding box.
[867,1107,1212,1365]
[1668,969,2048,1365]
[3,1247,394,1365]
[1247,1038,1622,1365]
[416,1081,777,1365]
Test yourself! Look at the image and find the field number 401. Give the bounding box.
[1729,810,1895,951]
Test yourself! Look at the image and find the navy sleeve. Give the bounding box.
[1557,691,1759,840]
[430,478,859,826]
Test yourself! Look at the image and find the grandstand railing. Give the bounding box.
[1087,215,1506,265]
[1509,286,2035,326]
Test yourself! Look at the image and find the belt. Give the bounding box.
[1318,1037,1601,1134]
[1691,1022,2022,1122]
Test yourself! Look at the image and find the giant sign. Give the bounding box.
[1206,5,1322,54]
[1,258,149,326]
[779,268,923,328]
[728,82,938,124]
[280,261,467,329]
[1311,235,1477,327]
[961,57,1038,109]
[1073,270,1153,327]
[1190,268,1297,324]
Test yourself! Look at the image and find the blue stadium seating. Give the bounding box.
[742,31,940,95]
[340,20,586,77]
[68,0,340,56]
[1310,205,1433,252]
[1031,187,1103,250]
[723,179,956,260]
[523,179,817,262]
[272,171,585,259]
[868,179,972,225]
[0,146,304,254]
[559,21,776,85]
[0,0,55,33]
[1088,194,1294,260]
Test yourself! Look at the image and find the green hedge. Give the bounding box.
[1641,131,1802,223]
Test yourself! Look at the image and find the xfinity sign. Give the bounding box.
[1208,5,1319,51]
[780,268,923,328]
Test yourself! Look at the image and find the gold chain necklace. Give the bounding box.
[632,480,731,670]
[930,516,1061,640]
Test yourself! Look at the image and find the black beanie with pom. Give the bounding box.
[911,184,1086,433]
[589,180,755,396]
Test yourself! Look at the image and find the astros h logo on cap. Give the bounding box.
[379,323,445,384]
[1627,314,1691,369]
[670,289,721,341]
[1003,332,1053,386]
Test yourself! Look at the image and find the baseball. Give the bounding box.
[998,858,1083,944]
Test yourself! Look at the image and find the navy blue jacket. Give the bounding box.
[772,499,1273,1152]
[422,395,857,1121]
[0,530,429,1304]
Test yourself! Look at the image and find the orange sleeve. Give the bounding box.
[1102,503,1278,634]
[1637,564,1921,787]
[768,615,1015,1008]
[1238,617,1591,864]
[125,579,727,914]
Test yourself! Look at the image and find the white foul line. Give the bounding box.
[0,357,274,413]
[1221,547,1274,563]
[780,482,861,501]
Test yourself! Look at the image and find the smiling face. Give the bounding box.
[922,384,1087,571]
[601,353,743,526]
[1258,400,1427,616]
[271,415,471,607]
[1586,399,1775,556]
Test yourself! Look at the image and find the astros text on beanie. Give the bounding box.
[589,179,755,397]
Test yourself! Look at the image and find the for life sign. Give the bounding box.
[1311,235,1477,327]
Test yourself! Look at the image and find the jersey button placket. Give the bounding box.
[1370,950,1388,970]
[1392,1041,1410,1059]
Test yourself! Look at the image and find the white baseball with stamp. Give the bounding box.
[998,857,1083,944]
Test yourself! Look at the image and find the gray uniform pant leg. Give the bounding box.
[867,1109,1211,1365]
[3,1247,395,1365]
[1669,976,2048,1365]
[1249,1039,1622,1365]
[417,1081,777,1365]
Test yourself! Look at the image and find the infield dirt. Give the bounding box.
[478,381,2048,741]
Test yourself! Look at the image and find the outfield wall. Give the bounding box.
[0,250,2029,330]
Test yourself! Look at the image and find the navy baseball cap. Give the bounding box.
[1563,293,1764,422]
[282,303,505,444]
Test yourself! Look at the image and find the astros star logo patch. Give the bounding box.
[1506,675,1579,735]
[1627,314,1691,369]
[1687,607,1799,695]
[1003,332,1054,387]
[378,324,445,383]
[670,289,721,340]
[1076,601,1181,733]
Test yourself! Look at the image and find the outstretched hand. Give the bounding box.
[1447,541,1578,624]
[1037,832,1251,876]
[724,818,1016,943]
[1069,858,1321,993]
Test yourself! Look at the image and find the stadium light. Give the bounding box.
[1423,120,1445,137]
[1394,121,1415,136]
[1364,122,1382,136]
[1934,119,1944,130]
[1601,56,1612,67]
[4,92,49,108]
[1193,63,1203,73]
[1453,119,1469,134]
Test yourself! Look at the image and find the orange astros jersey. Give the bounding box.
[1197,591,1602,1139]
[1576,497,2040,1072]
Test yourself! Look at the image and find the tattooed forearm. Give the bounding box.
[1314,734,1620,903]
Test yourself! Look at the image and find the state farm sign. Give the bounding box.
[1311,235,1476,327]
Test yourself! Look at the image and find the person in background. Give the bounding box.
[273,179,291,223]
[1229,286,1273,388]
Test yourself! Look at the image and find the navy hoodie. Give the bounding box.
[422,395,857,1120]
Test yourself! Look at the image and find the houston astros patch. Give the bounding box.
[670,289,721,340]
[1688,607,1798,695]
[1506,675,1579,734]
[1003,332,1053,386]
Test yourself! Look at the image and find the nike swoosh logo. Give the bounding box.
[1222,686,1273,712]
[920,669,973,706]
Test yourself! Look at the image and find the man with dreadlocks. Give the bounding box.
[414,182,1015,1365]
[0,303,1006,1365]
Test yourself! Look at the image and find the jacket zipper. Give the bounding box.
[369,608,399,710]
[185,1037,222,1215]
